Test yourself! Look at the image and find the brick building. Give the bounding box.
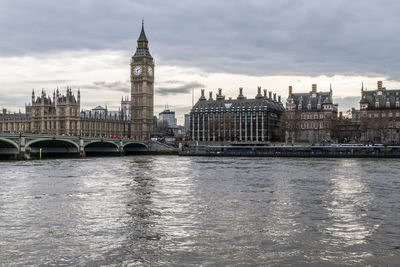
[359,81,400,143]
[285,84,338,143]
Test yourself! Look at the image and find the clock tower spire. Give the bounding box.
[130,20,154,140]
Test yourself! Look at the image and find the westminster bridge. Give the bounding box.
[0,133,149,159]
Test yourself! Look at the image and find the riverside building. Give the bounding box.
[359,81,400,143]
[0,88,131,137]
[285,84,338,143]
[190,87,285,143]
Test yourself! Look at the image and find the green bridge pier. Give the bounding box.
[0,133,149,160]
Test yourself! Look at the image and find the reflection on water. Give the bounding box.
[327,160,373,245]
[0,157,399,266]
[323,160,376,263]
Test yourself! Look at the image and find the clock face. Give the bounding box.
[133,65,142,75]
[147,66,153,76]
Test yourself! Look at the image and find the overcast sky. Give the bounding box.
[1,0,400,123]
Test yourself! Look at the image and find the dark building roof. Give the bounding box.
[0,113,30,120]
[138,21,148,42]
[191,89,284,114]
[360,89,400,108]
[159,109,175,115]
[133,21,152,59]
[290,91,332,110]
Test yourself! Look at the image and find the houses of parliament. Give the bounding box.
[0,22,154,140]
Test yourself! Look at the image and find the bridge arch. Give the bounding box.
[26,139,79,158]
[123,142,148,154]
[0,137,19,156]
[26,138,79,151]
[0,137,19,150]
[84,141,119,154]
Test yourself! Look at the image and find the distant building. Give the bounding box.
[335,110,361,143]
[359,81,400,143]
[184,114,190,130]
[285,84,338,143]
[0,88,130,137]
[121,96,131,120]
[190,87,285,143]
[159,109,177,127]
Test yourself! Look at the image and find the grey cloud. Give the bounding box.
[27,80,72,84]
[156,81,204,96]
[78,81,130,93]
[335,96,361,113]
[1,1,400,78]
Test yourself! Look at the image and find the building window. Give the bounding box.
[314,113,318,119]
[301,123,305,129]
[396,112,400,118]
[320,122,324,129]
[396,121,400,128]
[389,121,393,128]
[307,114,311,119]
[389,112,393,117]
[368,113,372,118]
[319,113,324,119]
[374,113,379,118]
[382,112,386,118]
[314,122,318,129]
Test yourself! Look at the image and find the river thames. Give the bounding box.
[0,156,399,266]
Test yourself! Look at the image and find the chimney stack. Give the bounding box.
[264,89,267,97]
[237,87,245,100]
[278,95,281,102]
[217,88,225,100]
[209,91,213,100]
[312,84,317,94]
[256,86,263,98]
[268,91,272,99]
[2,108,6,115]
[378,81,383,90]
[199,89,206,101]
[273,93,276,101]
[289,86,293,98]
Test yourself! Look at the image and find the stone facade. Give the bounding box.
[130,21,154,140]
[285,84,338,143]
[359,81,400,143]
[190,87,285,143]
[0,88,130,137]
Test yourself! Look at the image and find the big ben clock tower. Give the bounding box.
[130,20,154,140]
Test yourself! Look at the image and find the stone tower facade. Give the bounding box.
[130,21,154,140]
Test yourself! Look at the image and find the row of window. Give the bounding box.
[374,102,400,108]
[301,121,326,130]
[300,113,326,120]
[364,111,400,118]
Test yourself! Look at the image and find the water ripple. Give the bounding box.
[0,157,399,266]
